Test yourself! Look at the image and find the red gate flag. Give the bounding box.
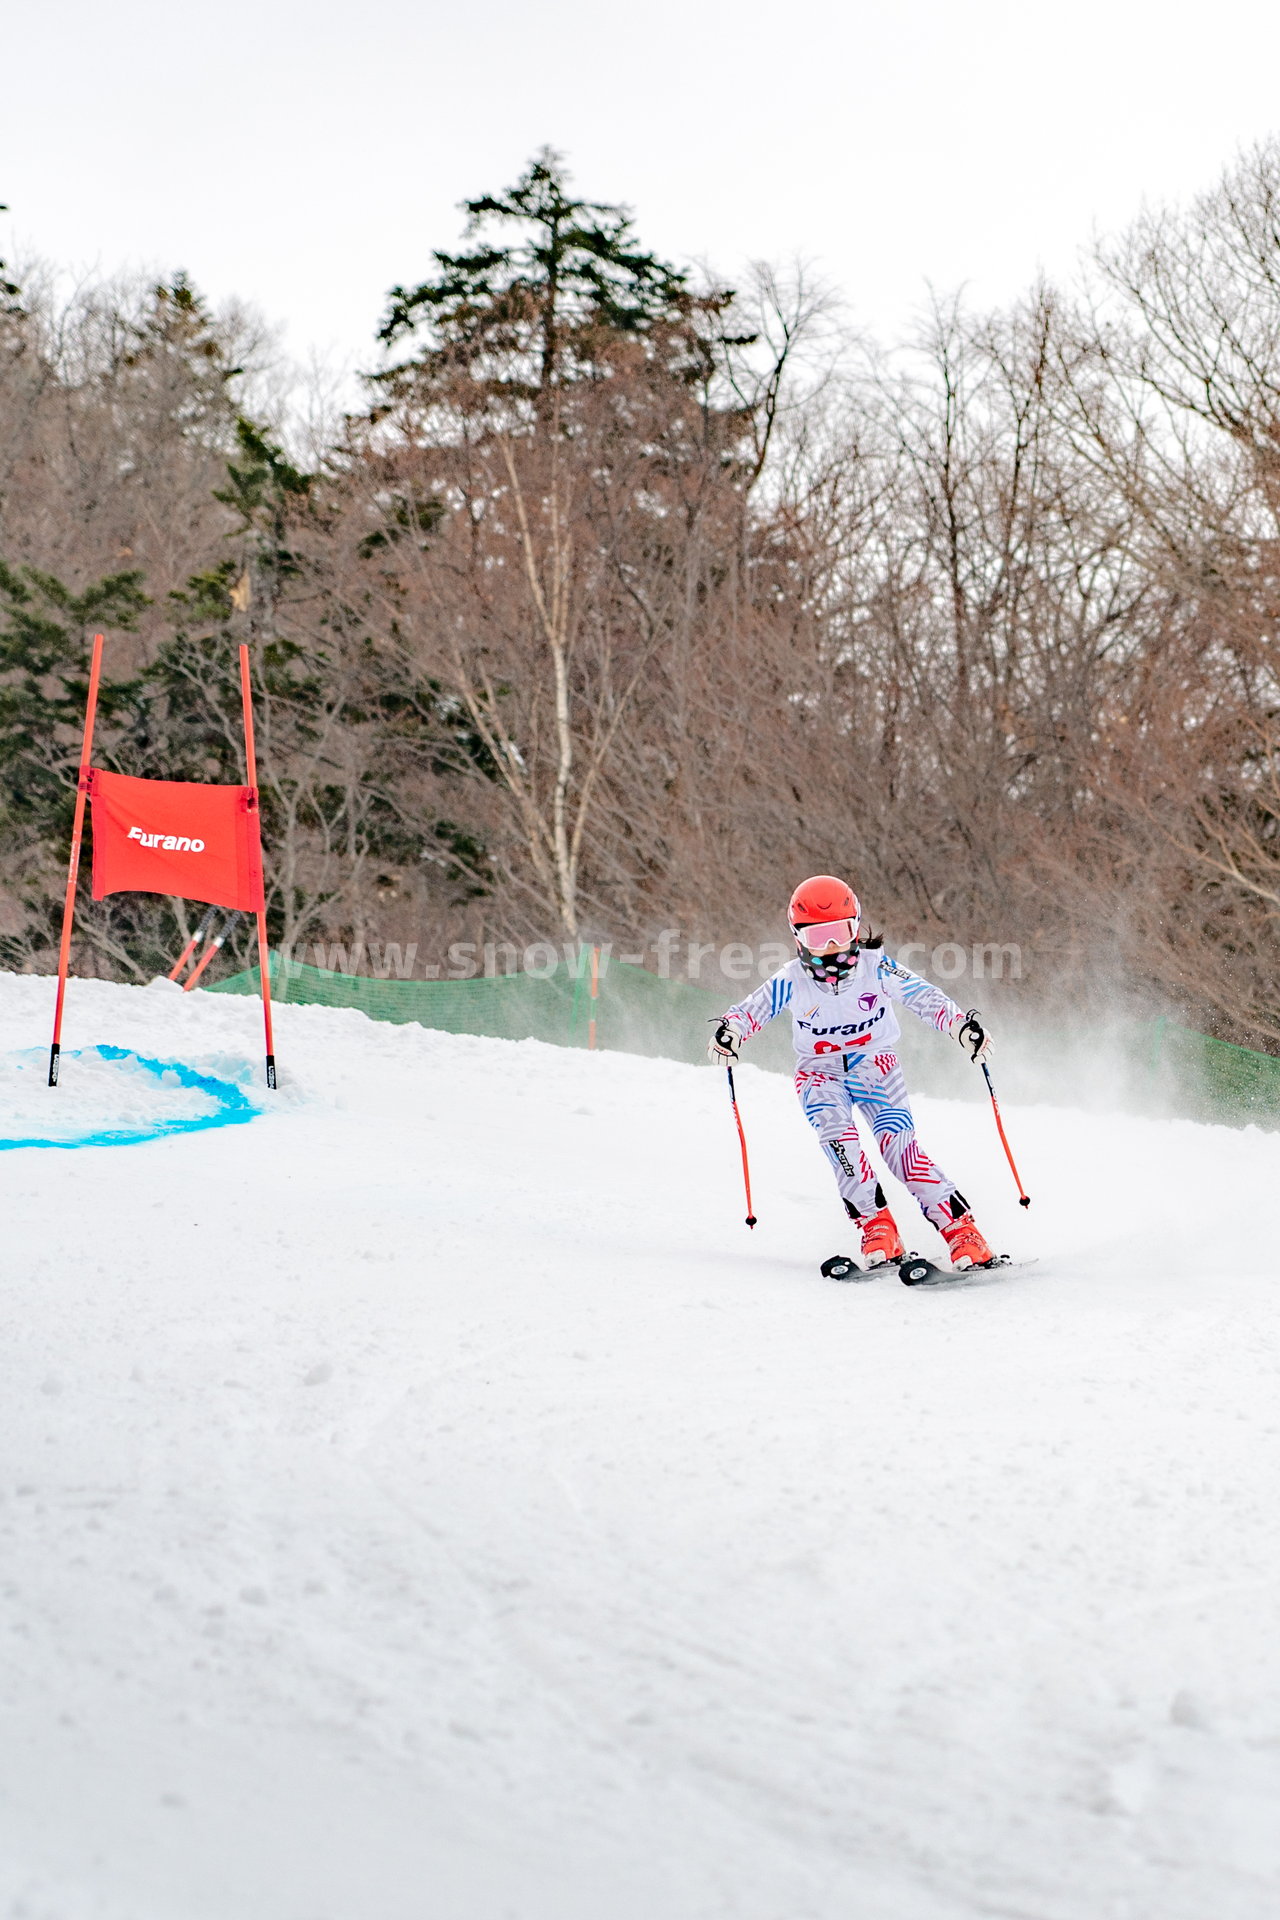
[50,637,276,1090]
[87,768,265,912]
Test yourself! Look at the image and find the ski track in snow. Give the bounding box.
[1,971,1278,1920]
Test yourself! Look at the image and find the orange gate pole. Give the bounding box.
[239,644,276,1088]
[48,632,104,1086]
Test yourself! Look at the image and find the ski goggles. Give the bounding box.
[794,917,858,952]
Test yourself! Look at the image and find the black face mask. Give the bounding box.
[797,943,858,984]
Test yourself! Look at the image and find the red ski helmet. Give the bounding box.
[788,875,861,942]
[788,875,862,983]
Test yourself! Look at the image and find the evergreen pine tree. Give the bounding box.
[377,148,691,406]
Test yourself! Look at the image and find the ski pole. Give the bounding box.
[981,1062,1031,1208]
[168,904,220,982]
[183,910,240,991]
[726,1065,758,1228]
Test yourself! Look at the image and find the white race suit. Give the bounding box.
[722,947,969,1223]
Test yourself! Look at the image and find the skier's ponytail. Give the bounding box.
[860,929,884,950]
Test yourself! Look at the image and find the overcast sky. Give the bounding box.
[4,0,1280,380]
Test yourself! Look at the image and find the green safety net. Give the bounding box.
[207,953,1280,1129]
[207,951,796,1069]
[1145,1014,1280,1129]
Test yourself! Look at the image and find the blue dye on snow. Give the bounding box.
[0,1045,260,1152]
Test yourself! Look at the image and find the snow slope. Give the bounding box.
[1,972,1278,1920]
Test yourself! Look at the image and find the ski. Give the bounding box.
[820,1252,905,1282]
[820,1251,1038,1285]
[899,1253,1038,1287]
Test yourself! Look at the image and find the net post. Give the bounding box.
[49,632,104,1086]
[239,644,277,1088]
[568,942,588,1044]
[588,944,599,1050]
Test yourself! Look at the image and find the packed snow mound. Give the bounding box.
[1,970,1278,1920]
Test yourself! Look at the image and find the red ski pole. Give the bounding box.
[168,927,201,983]
[982,1062,1031,1208]
[726,1065,758,1228]
[183,911,240,991]
[168,904,220,982]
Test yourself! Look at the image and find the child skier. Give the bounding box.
[708,875,997,1270]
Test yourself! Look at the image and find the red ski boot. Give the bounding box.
[859,1204,905,1268]
[939,1210,994,1271]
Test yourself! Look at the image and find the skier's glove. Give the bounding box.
[956,1009,992,1064]
[707,1020,742,1064]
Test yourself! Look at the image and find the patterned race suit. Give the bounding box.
[721,948,966,1223]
